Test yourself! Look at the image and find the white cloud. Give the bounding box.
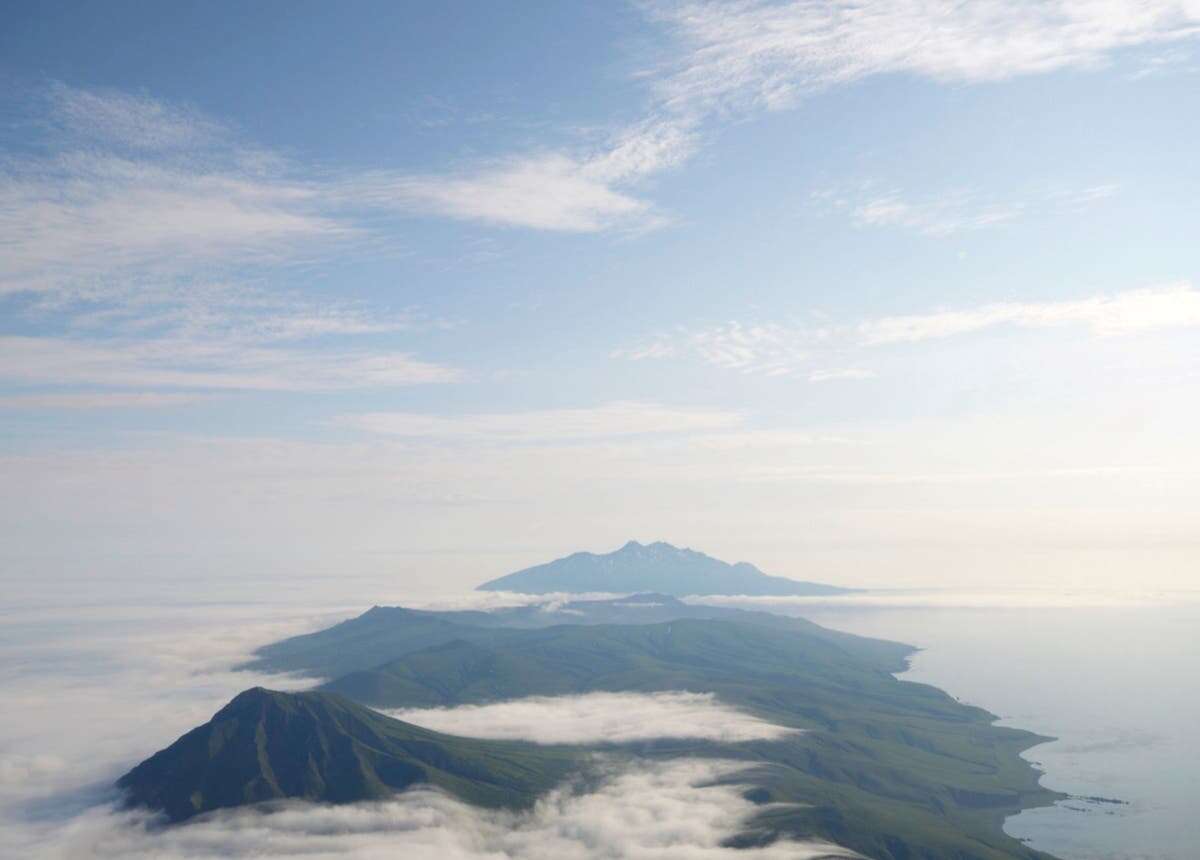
[852,193,1023,236]
[0,392,210,410]
[377,155,655,233]
[1128,46,1199,77]
[0,335,459,392]
[388,691,797,744]
[613,322,813,376]
[385,0,1200,235]
[357,116,698,233]
[652,0,1200,113]
[1,84,462,396]
[806,368,875,383]
[340,401,744,441]
[858,282,1200,343]
[17,760,856,860]
[684,588,1198,611]
[815,184,1120,237]
[0,152,350,299]
[47,82,227,150]
[616,282,1200,375]
[0,603,343,815]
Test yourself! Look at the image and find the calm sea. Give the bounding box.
[789,594,1200,860]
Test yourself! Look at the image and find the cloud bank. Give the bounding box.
[388,691,797,744]
[24,759,856,859]
[0,601,850,860]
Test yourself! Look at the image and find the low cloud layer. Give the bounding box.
[22,759,856,859]
[388,691,797,744]
[0,600,844,859]
[684,588,1200,611]
[0,603,342,814]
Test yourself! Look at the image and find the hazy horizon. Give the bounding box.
[3,2,1199,598]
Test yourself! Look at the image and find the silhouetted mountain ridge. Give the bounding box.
[477,540,852,596]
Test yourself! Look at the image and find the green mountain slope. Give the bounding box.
[322,619,906,710]
[117,688,578,823]
[477,539,851,596]
[236,602,1062,859]
[315,618,1060,860]
[242,593,907,679]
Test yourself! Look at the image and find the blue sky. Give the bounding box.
[2,1,1199,592]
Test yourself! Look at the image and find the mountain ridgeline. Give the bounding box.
[477,540,852,596]
[240,592,907,680]
[124,587,1068,860]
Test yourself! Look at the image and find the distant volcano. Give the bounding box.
[477,540,852,596]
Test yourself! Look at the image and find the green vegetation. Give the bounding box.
[314,619,1059,857]
[118,687,579,823]
[151,594,1063,858]
[242,592,907,679]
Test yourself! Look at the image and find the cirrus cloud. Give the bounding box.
[615,281,1200,377]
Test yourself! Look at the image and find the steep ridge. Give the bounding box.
[117,688,578,822]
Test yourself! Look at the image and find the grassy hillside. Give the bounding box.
[118,688,579,823]
[242,594,911,679]
[317,618,1060,860]
[236,605,1061,859]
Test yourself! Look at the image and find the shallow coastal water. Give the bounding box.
[791,595,1200,860]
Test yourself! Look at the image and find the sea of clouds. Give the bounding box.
[0,595,854,859]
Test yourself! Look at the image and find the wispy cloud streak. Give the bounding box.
[340,401,743,442]
[813,184,1120,237]
[1,84,460,396]
[652,0,1200,112]
[616,281,1200,377]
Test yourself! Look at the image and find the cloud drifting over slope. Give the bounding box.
[0,600,851,859]
[28,760,856,860]
[389,691,797,744]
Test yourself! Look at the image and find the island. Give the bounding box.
[124,562,1061,859]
